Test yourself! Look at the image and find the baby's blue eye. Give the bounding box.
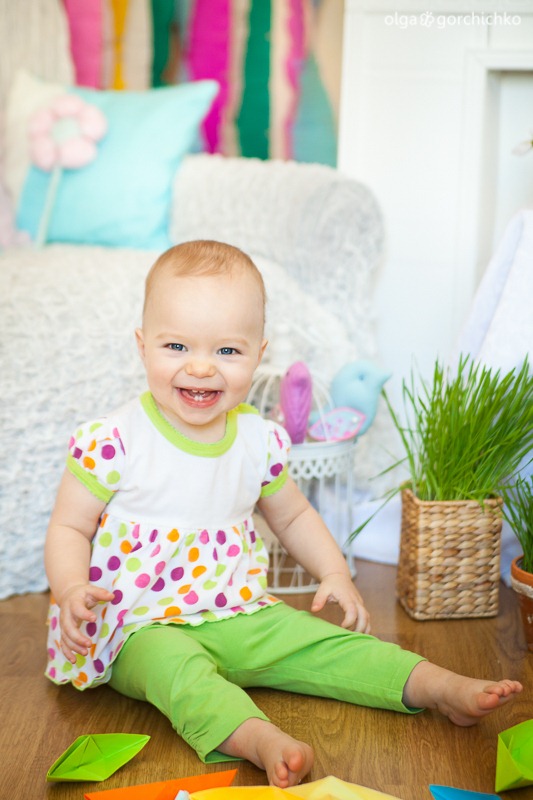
[218,347,237,355]
[168,343,186,351]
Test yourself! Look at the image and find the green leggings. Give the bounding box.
[109,603,424,763]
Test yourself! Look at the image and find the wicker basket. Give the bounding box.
[396,488,503,620]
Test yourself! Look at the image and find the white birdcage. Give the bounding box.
[248,332,359,594]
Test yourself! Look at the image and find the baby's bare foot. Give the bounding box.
[437,677,523,726]
[403,662,522,726]
[218,718,314,787]
[270,738,314,788]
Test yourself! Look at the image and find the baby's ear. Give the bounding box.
[258,338,268,365]
[135,328,146,361]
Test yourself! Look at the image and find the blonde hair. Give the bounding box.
[143,240,266,319]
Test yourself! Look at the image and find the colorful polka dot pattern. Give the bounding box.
[46,515,280,688]
[260,425,290,495]
[45,413,290,690]
[68,421,125,495]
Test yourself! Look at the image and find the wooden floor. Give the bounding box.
[2,560,532,800]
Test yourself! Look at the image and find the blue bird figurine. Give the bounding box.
[329,359,391,435]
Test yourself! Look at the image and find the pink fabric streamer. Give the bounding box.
[284,0,306,158]
[186,0,229,153]
[63,0,103,88]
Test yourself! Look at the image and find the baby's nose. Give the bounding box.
[185,357,216,378]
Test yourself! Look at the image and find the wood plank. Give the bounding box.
[0,561,531,800]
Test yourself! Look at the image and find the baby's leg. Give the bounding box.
[218,718,314,788]
[402,661,522,726]
[109,623,314,787]
[217,604,521,727]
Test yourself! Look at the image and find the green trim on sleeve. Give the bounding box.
[260,464,289,498]
[66,455,114,503]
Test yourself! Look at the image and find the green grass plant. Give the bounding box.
[349,355,532,542]
[385,355,533,502]
[502,475,533,573]
[385,356,533,502]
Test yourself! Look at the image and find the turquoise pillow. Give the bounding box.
[16,80,218,249]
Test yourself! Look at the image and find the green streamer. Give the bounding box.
[237,0,271,159]
[151,0,177,86]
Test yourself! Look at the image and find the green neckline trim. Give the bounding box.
[237,402,259,415]
[140,391,239,457]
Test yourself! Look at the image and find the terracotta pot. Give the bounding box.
[510,556,533,652]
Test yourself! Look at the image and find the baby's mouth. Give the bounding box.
[179,388,221,406]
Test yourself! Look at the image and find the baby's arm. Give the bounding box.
[257,477,370,633]
[45,469,114,662]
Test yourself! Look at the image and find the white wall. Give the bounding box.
[493,71,533,249]
[338,0,533,402]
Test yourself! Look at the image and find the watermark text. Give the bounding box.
[384,11,522,29]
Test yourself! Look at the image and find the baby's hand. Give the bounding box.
[311,572,371,633]
[58,583,114,663]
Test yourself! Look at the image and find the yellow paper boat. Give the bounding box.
[191,776,403,799]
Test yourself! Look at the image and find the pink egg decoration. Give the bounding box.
[279,361,313,444]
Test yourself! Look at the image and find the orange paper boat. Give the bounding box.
[84,768,237,800]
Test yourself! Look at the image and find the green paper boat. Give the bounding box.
[47,733,150,782]
[495,719,533,792]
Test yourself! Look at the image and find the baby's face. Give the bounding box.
[136,269,267,442]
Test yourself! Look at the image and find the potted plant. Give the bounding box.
[504,475,533,650]
[374,355,533,620]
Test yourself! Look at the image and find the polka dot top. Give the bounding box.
[46,393,290,690]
